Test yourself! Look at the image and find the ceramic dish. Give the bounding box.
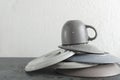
[25,49,75,72]
[56,64,120,77]
[66,53,120,64]
[59,44,104,54]
[53,62,97,69]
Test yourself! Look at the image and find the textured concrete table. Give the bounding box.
[0,58,120,80]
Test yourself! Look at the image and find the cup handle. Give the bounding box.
[86,25,97,41]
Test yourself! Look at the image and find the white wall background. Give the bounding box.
[0,0,120,57]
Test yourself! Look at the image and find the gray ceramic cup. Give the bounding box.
[62,20,97,45]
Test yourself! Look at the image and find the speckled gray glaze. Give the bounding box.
[61,20,97,45]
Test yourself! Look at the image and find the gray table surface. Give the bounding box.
[0,58,120,80]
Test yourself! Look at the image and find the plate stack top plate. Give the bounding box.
[59,44,104,54]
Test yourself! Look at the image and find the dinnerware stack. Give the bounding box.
[25,20,120,77]
[55,20,120,77]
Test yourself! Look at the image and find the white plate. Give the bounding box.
[59,44,104,54]
[25,49,75,72]
[66,54,120,64]
[56,64,120,77]
[53,62,97,69]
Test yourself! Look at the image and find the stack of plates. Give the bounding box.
[25,20,120,77]
[25,45,120,77]
[55,44,120,77]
